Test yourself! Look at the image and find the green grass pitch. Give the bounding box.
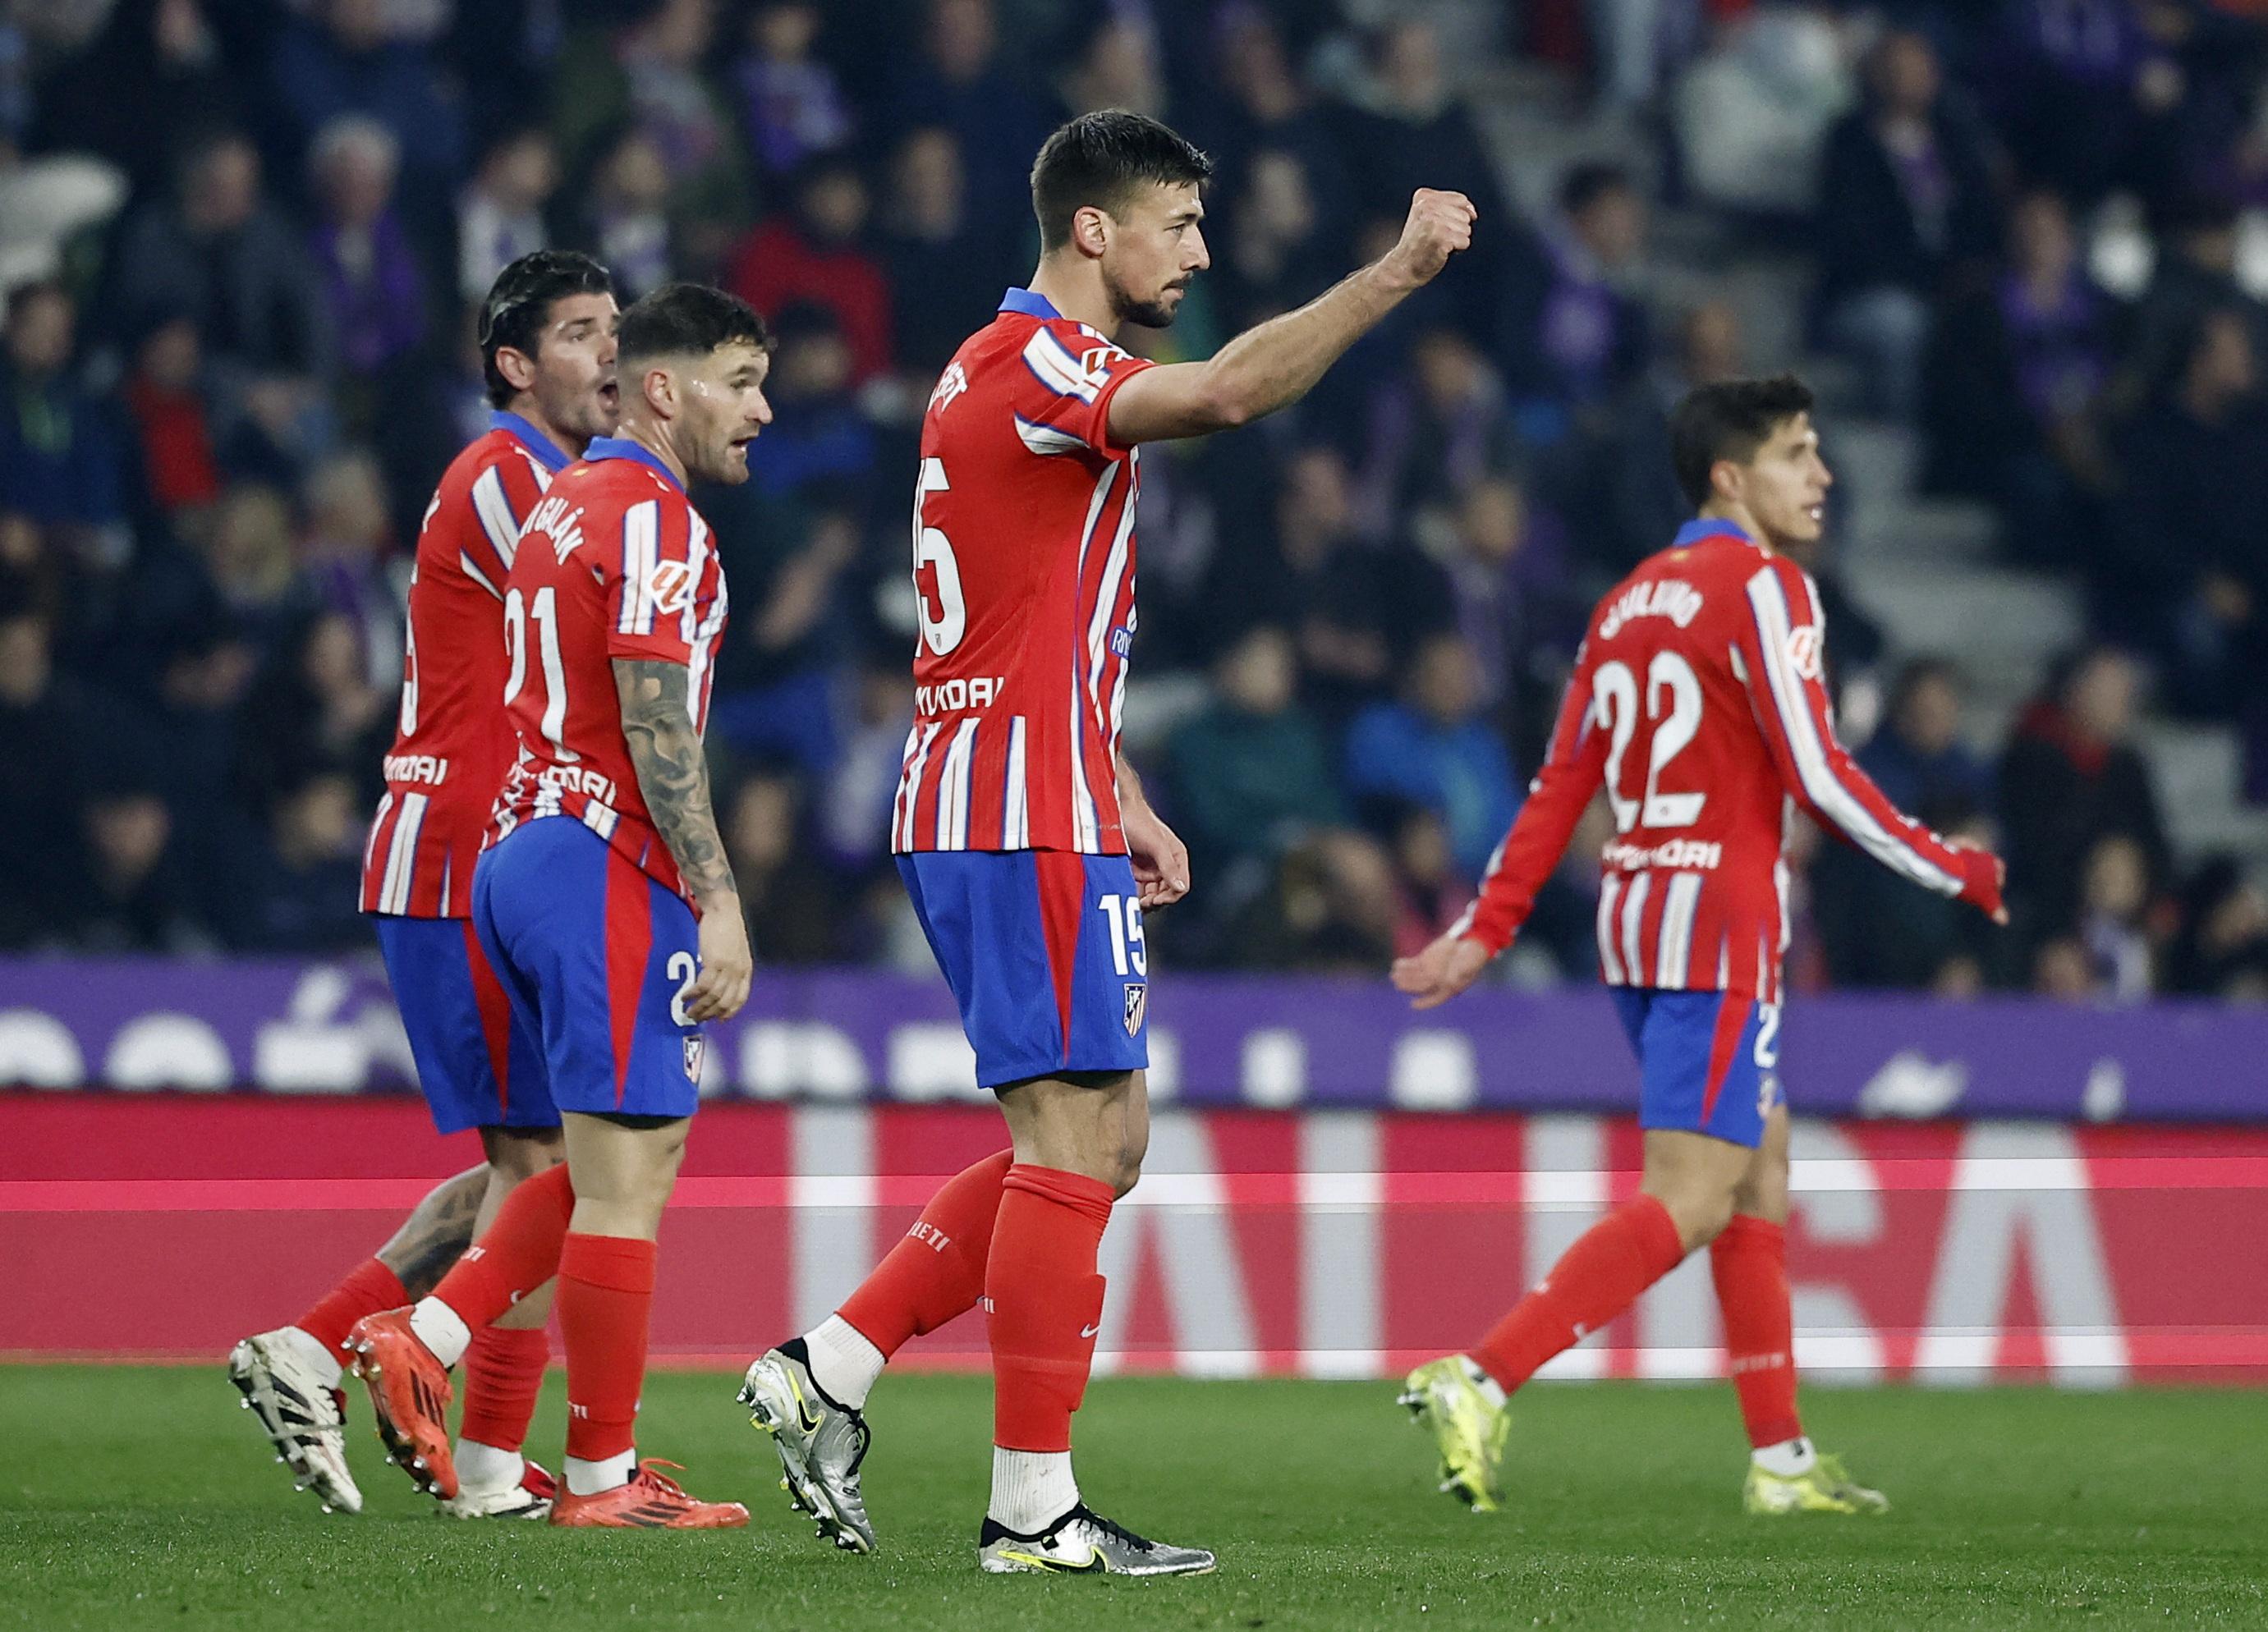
[2,1366,2261,1630]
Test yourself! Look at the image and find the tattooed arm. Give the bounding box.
[613,658,754,1021]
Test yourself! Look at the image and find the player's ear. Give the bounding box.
[495,345,538,396]
[1070,203,1110,260]
[642,363,675,418]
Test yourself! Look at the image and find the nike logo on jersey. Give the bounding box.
[1079,1323,1103,1339]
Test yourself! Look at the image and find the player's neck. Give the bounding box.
[507,399,590,461]
[1026,258,1118,337]
[1696,503,1772,555]
[617,415,688,488]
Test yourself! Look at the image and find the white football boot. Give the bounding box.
[228,1328,362,1515]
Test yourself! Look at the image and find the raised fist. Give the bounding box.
[1383,189,1477,288]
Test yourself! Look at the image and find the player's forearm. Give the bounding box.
[1196,259,1418,429]
[613,658,739,910]
[1115,751,1153,814]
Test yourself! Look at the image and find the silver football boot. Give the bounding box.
[737,1345,877,1552]
[978,1504,1216,1576]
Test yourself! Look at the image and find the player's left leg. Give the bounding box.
[1716,1100,1886,1516]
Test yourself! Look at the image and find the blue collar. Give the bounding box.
[583,434,684,492]
[999,287,1061,319]
[489,410,572,472]
[1673,517,1753,549]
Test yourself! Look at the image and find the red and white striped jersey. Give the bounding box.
[362,410,572,917]
[890,287,1155,855]
[1455,519,2001,1002]
[486,436,729,905]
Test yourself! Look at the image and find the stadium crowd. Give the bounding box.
[2,0,2267,1002]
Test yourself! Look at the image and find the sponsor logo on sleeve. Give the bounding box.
[1784,626,1823,681]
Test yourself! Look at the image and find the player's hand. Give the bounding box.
[1123,801,1191,910]
[1380,189,1476,290]
[1390,929,1494,1011]
[686,898,754,1022]
[1951,841,2011,927]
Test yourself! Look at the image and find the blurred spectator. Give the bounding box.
[1926,189,2118,562]
[1673,2,1855,218]
[1814,30,1999,419]
[307,117,427,395]
[815,654,912,878]
[890,0,1053,237]
[0,605,92,949]
[578,128,675,301]
[203,483,310,665]
[219,768,372,951]
[726,157,891,384]
[2103,305,2268,717]
[1213,829,1398,973]
[1991,0,2188,204]
[2166,854,2268,996]
[725,768,843,963]
[731,2,853,179]
[1385,802,1472,959]
[1344,632,1522,880]
[1999,646,2171,935]
[106,130,333,428]
[1214,149,1338,333]
[1585,300,1746,575]
[741,303,879,505]
[76,781,209,953]
[878,126,1006,379]
[553,0,747,264]
[1336,19,1513,333]
[1361,327,1527,531]
[270,0,466,187]
[1195,11,1350,236]
[457,126,558,304]
[27,0,237,189]
[1585,0,1706,112]
[1166,625,1347,879]
[1060,17,1168,121]
[1429,474,1575,713]
[1857,658,1994,815]
[705,502,857,777]
[2032,933,2098,999]
[2116,191,2268,412]
[1496,162,1654,424]
[120,314,223,524]
[0,282,128,551]
[2078,832,2156,998]
[1817,791,2002,991]
[298,449,401,684]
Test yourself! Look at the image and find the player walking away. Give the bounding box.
[344,283,770,1529]
[1391,375,2009,1516]
[228,251,618,1519]
[731,109,1475,1575]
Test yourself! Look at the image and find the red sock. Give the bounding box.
[428,1164,574,1328]
[295,1258,406,1367]
[839,1148,1012,1355]
[557,1233,655,1464]
[986,1165,1114,1453]
[1471,1194,1685,1392]
[458,1326,549,1453]
[1710,1213,1802,1448]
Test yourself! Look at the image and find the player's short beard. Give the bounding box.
[1104,264,1180,330]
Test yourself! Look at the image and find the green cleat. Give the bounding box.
[1743,1451,1890,1515]
[1398,1356,1509,1511]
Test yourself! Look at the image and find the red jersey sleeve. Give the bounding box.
[1737,556,1999,911]
[1454,639,1612,954]
[461,446,545,601]
[1012,321,1155,457]
[604,491,704,666]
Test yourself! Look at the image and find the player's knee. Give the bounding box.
[481,1125,565,1183]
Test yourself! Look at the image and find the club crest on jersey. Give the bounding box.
[682,1034,706,1084]
[1123,983,1147,1037]
[645,559,696,617]
[1784,625,1824,681]
[929,360,969,415]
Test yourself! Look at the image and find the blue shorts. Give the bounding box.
[1609,988,1783,1150]
[370,915,553,1135]
[897,850,1150,1090]
[471,816,705,1122]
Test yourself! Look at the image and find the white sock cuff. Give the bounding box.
[452,1438,525,1493]
[564,1449,637,1496]
[988,1446,1078,1535]
[805,1314,886,1410]
[408,1298,473,1370]
[1752,1437,1816,1478]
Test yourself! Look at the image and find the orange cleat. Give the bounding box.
[549,1460,750,1529]
[347,1309,458,1500]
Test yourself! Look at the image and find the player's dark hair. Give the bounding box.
[479,250,615,407]
[1669,374,1816,509]
[614,282,774,369]
[1030,109,1213,251]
